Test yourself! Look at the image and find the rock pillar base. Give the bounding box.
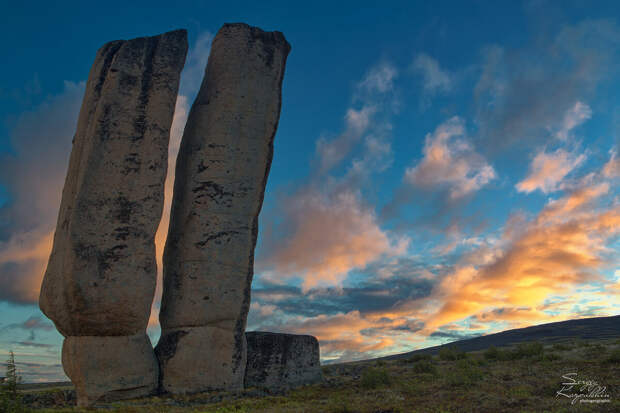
[62,334,158,406]
[155,326,246,394]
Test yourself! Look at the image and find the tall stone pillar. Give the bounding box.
[39,29,188,406]
[156,23,290,393]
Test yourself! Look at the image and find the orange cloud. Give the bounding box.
[423,178,619,331]
[405,117,496,199]
[262,190,409,291]
[283,311,405,358]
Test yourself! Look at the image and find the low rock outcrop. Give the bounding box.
[245,332,323,390]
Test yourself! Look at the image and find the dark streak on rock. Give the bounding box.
[94,41,124,97]
[154,330,189,393]
[132,35,159,142]
[122,152,141,175]
[112,196,138,224]
[195,230,240,248]
[191,181,234,205]
[197,160,208,173]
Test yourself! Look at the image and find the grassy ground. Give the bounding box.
[5,338,620,412]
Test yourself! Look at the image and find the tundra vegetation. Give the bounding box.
[10,338,620,412]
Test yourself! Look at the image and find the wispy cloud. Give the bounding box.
[404,117,496,199]
[474,20,620,151]
[603,148,620,178]
[358,62,398,95]
[555,101,592,141]
[4,315,54,332]
[411,53,452,94]
[316,62,398,175]
[516,147,586,193]
[315,106,376,174]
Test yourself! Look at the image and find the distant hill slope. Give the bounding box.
[381,314,620,361]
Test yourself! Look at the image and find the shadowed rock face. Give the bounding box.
[245,332,323,390]
[156,23,290,394]
[39,29,188,406]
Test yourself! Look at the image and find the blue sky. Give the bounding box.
[1,0,619,382]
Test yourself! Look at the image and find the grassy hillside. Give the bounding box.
[381,315,620,361]
[3,316,620,412]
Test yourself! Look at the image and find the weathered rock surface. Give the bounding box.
[156,23,290,394]
[245,332,323,390]
[62,334,158,406]
[39,29,188,406]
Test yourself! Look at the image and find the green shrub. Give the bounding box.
[330,404,355,413]
[444,359,483,387]
[543,352,562,361]
[360,367,391,389]
[515,342,544,358]
[407,353,432,363]
[508,385,532,398]
[474,357,489,367]
[551,342,571,351]
[581,343,607,359]
[606,348,620,364]
[438,345,466,361]
[0,392,29,413]
[484,345,500,360]
[412,360,437,375]
[213,407,249,413]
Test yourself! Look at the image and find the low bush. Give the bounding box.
[0,392,30,413]
[213,406,249,413]
[605,348,620,364]
[543,352,562,362]
[360,367,391,389]
[551,342,571,351]
[515,342,544,358]
[444,359,483,387]
[412,360,437,375]
[484,345,500,360]
[406,353,432,363]
[438,346,466,361]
